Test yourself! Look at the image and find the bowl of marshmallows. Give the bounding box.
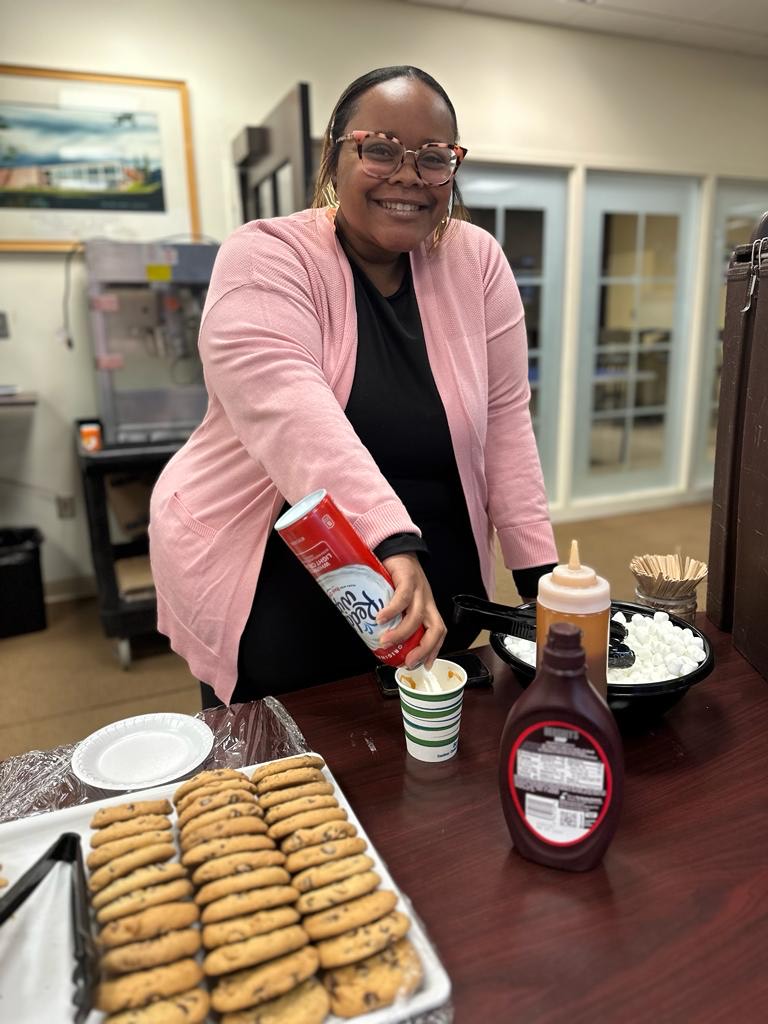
[493,600,715,726]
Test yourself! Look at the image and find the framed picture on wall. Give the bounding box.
[0,64,200,252]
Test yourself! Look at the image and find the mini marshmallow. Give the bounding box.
[507,609,707,687]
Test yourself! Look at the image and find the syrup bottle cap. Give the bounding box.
[542,621,587,672]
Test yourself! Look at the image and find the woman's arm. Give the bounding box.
[199,229,417,550]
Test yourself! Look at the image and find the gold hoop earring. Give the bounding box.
[431,211,450,248]
[431,190,454,248]
[323,180,339,208]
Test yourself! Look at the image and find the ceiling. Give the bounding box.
[406,0,768,59]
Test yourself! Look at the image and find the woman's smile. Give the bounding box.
[370,195,432,218]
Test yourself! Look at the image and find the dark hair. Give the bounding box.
[312,65,467,236]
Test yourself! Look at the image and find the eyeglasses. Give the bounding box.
[334,130,467,186]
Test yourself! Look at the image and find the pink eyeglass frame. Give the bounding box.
[334,130,468,185]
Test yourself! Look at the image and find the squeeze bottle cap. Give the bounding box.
[552,539,598,589]
[537,540,610,614]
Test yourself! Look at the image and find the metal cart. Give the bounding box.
[78,441,178,668]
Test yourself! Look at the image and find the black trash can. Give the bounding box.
[0,528,47,638]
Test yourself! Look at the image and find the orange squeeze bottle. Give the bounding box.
[535,540,611,699]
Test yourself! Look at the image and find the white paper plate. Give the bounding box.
[70,712,214,790]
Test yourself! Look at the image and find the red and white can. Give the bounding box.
[274,489,425,667]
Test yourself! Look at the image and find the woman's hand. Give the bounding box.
[376,553,446,669]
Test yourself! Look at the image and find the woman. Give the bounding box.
[149,66,557,708]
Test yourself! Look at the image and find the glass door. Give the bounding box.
[574,172,699,497]
[458,165,567,496]
[693,179,768,486]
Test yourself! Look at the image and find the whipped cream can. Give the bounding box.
[274,489,424,666]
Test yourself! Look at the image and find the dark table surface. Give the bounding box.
[276,620,768,1024]
[2,619,766,1023]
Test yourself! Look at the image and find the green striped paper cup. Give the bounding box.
[395,658,467,762]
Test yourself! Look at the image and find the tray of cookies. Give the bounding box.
[0,753,451,1023]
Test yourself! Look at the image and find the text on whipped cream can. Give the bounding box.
[274,489,424,666]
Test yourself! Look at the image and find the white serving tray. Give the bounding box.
[0,755,451,1024]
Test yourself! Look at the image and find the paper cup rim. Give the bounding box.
[395,660,467,700]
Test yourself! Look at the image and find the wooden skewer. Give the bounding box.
[630,550,708,598]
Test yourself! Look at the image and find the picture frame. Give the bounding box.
[0,64,200,252]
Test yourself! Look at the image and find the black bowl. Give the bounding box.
[488,600,715,729]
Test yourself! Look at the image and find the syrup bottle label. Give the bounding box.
[507,721,613,846]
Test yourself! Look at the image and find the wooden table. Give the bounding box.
[276,620,767,1024]
[2,620,765,1022]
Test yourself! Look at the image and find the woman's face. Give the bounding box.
[333,78,456,262]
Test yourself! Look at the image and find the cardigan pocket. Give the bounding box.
[169,492,219,542]
[154,493,222,652]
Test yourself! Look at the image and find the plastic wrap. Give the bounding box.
[197,695,310,766]
[0,697,308,825]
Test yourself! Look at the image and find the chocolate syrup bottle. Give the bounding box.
[498,622,624,871]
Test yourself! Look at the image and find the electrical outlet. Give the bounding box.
[0,311,9,339]
[56,495,76,518]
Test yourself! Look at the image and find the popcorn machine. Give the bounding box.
[84,240,219,445]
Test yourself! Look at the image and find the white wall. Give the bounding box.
[2,0,767,591]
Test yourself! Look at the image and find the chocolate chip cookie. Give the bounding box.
[295,870,381,916]
[191,849,286,887]
[90,801,172,829]
[92,862,187,910]
[99,901,199,949]
[258,781,334,811]
[200,885,300,925]
[284,837,366,874]
[96,878,194,925]
[323,937,423,1017]
[210,947,319,1013]
[302,890,398,941]
[180,833,276,868]
[249,755,325,786]
[291,854,374,894]
[95,958,203,1013]
[194,866,291,907]
[203,923,309,976]
[100,928,201,974]
[90,816,172,848]
[280,821,357,854]
[267,807,347,842]
[219,977,329,1024]
[315,910,411,969]
[202,907,301,950]
[102,987,209,1023]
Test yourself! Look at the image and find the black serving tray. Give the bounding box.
[455,597,715,726]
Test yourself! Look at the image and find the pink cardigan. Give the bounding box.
[149,207,557,703]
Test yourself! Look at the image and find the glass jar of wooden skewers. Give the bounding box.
[630,553,708,627]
